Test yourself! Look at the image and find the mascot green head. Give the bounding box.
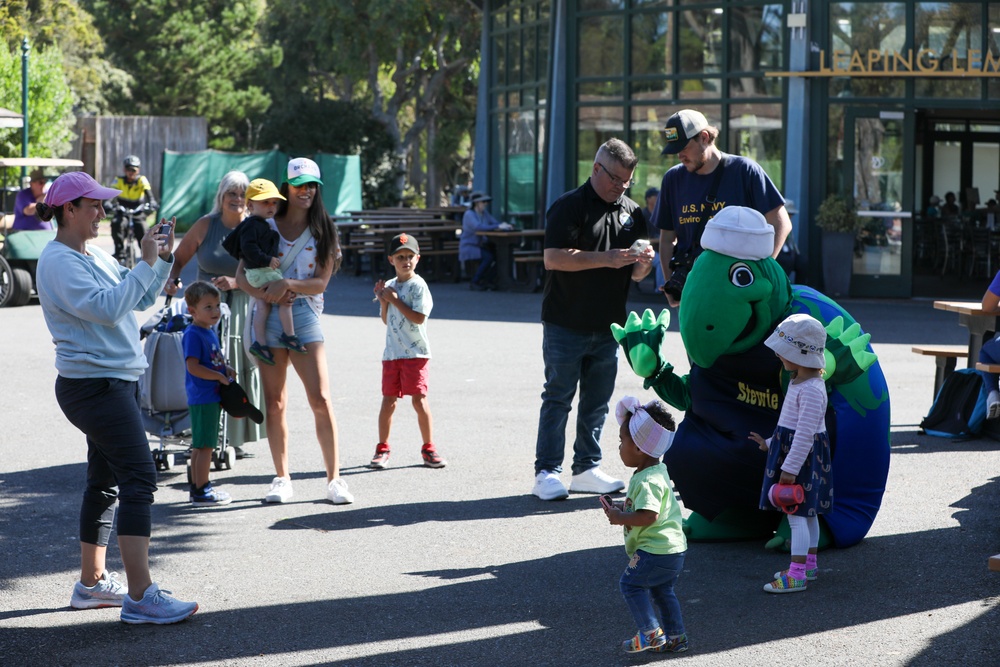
[679,207,792,368]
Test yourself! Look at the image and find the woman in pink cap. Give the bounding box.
[35,171,198,625]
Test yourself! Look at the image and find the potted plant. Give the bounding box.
[815,194,861,297]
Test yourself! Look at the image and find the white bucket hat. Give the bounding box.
[700,205,774,261]
[615,396,675,458]
[764,313,827,369]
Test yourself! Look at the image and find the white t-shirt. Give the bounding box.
[383,274,433,360]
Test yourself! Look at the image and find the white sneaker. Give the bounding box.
[988,390,1000,420]
[570,467,625,494]
[532,471,569,501]
[327,478,354,505]
[264,476,293,503]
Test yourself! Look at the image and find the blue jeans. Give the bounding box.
[620,550,686,636]
[534,323,619,475]
[979,334,1000,392]
[55,377,158,543]
[472,244,496,285]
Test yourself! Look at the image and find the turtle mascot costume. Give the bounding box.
[613,206,890,549]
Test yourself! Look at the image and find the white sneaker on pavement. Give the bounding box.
[570,467,625,494]
[988,390,1000,420]
[327,477,354,505]
[264,476,293,503]
[532,471,569,501]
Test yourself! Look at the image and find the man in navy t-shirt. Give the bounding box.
[652,109,791,306]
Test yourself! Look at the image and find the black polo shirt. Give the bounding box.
[542,178,644,332]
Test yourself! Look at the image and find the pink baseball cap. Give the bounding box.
[44,171,121,207]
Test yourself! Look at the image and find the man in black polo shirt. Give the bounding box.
[532,138,655,501]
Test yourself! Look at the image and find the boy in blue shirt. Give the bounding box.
[183,281,234,506]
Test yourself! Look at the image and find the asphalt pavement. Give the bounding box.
[0,231,998,666]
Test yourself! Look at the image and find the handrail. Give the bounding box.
[856,210,912,218]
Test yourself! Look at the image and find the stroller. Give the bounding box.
[139,296,235,481]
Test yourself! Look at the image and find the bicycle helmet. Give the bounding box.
[123,155,141,169]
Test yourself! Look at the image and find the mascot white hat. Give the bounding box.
[701,206,774,261]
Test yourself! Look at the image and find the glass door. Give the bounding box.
[844,108,914,298]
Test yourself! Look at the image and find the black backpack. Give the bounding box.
[919,368,988,438]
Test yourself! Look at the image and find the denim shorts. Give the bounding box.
[263,298,323,347]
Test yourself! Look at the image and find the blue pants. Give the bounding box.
[55,377,157,544]
[472,245,496,285]
[979,334,1000,392]
[620,550,686,636]
[534,323,618,475]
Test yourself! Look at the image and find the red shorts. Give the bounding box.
[382,358,430,397]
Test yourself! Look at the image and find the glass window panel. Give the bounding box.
[580,0,624,10]
[729,5,784,72]
[507,109,538,214]
[730,75,782,98]
[827,105,846,195]
[631,79,672,99]
[678,7,724,78]
[631,105,673,194]
[576,107,625,185]
[494,35,507,86]
[915,3,983,98]
[578,15,625,79]
[932,139,961,198]
[631,12,671,76]
[509,30,522,84]
[579,81,624,100]
[679,78,722,98]
[828,3,906,98]
[853,118,905,277]
[934,122,966,131]
[729,104,784,188]
[971,142,999,211]
[971,124,1000,132]
[523,25,537,84]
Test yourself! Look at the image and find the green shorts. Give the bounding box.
[189,402,221,449]
[246,266,283,289]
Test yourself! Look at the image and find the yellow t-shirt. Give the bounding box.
[113,175,154,206]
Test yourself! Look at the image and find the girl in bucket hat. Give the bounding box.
[749,313,833,594]
[603,396,689,655]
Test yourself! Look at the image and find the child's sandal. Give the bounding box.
[249,341,276,365]
[279,332,308,354]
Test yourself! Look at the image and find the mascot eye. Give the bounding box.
[730,263,754,288]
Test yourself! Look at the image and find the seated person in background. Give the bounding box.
[941,191,960,219]
[458,191,512,291]
[222,178,306,365]
[978,270,1000,419]
[12,169,51,231]
[925,195,941,219]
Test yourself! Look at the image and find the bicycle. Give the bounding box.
[114,203,153,268]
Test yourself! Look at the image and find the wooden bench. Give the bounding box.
[513,252,544,292]
[990,553,1000,572]
[911,344,967,400]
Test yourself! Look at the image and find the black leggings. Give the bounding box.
[55,377,157,544]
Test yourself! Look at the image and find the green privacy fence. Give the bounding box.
[160,150,362,230]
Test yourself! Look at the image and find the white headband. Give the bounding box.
[615,396,674,458]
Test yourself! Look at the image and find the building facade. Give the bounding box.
[473,1,1000,297]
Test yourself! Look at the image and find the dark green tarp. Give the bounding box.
[160,150,363,230]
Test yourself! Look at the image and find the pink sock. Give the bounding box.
[789,562,807,581]
[806,554,818,571]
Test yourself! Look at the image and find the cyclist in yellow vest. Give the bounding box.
[109,155,158,262]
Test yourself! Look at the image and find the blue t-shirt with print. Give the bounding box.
[182,324,226,406]
[652,153,784,259]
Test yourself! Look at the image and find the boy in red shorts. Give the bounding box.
[370,233,446,470]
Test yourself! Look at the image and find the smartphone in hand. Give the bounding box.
[628,239,650,255]
[599,494,615,511]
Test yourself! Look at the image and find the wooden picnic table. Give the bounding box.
[932,300,1000,366]
[478,229,546,291]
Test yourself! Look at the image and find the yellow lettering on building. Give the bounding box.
[767,47,1000,78]
[917,49,937,72]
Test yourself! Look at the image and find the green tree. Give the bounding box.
[2,0,129,114]
[81,0,280,149]
[262,0,481,205]
[0,44,76,172]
